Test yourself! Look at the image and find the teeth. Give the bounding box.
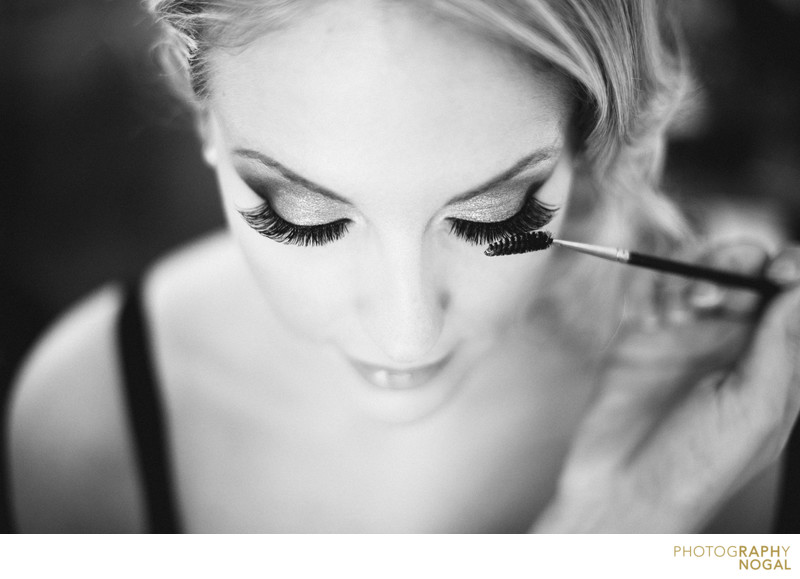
[373,370,390,388]
[371,370,416,389]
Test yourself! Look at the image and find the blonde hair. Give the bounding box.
[145,0,693,341]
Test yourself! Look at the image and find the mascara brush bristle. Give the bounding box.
[484,230,553,256]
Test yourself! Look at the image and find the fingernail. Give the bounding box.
[687,282,725,310]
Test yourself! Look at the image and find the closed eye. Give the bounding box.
[447,182,558,245]
[238,202,351,246]
[238,181,558,248]
[232,145,562,248]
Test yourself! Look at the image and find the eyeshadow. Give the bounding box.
[236,159,550,228]
[241,174,346,225]
[449,178,546,222]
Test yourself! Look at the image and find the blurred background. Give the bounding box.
[1,0,800,394]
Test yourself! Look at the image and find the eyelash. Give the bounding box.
[238,201,351,246]
[238,182,557,247]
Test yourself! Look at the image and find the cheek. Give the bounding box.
[213,141,352,342]
[447,159,572,334]
[451,246,557,336]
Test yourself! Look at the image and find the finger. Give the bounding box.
[607,316,748,397]
[688,240,770,317]
[765,244,800,287]
[655,240,771,324]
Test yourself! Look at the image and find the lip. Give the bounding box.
[347,353,454,390]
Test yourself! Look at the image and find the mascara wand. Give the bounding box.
[484,230,781,296]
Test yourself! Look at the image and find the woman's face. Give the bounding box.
[204,1,575,420]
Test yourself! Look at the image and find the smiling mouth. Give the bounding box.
[348,353,454,390]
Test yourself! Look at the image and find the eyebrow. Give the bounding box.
[233,144,561,205]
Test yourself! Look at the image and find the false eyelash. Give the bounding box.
[238,202,350,246]
[447,187,559,246]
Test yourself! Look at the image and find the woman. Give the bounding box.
[5,0,800,532]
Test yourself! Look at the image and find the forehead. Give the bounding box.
[208,0,571,197]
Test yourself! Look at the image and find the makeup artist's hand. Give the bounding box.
[532,242,800,532]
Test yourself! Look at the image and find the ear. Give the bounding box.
[196,108,218,167]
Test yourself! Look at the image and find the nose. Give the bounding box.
[357,238,449,364]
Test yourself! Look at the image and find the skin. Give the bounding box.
[204,0,576,423]
[9,0,799,532]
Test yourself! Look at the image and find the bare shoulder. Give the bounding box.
[8,232,246,533]
[147,230,255,332]
[8,282,144,532]
[144,231,269,381]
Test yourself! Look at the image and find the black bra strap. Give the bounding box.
[118,278,182,533]
[0,378,15,533]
